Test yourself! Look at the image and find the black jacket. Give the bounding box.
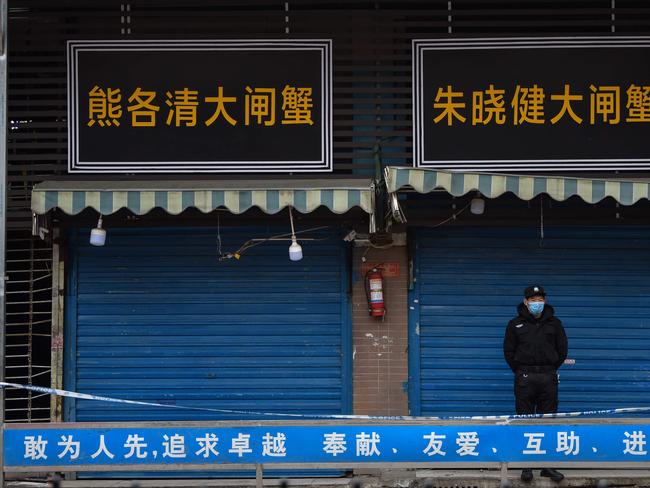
[503,303,568,373]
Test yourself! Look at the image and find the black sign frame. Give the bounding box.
[68,40,332,173]
[413,37,650,171]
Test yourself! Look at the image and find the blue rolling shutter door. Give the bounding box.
[66,227,351,422]
[411,226,650,417]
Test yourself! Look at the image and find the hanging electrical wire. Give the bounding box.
[539,195,544,247]
[217,225,332,261]
[361,200,472,261]
[216,213,223,257]
[424,201,472,229]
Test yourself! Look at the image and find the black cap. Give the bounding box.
[524,285,546,299]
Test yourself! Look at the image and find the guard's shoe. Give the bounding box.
[540,468,565,482]
[520,468,533,482]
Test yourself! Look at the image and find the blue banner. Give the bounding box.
[4,424,650,468]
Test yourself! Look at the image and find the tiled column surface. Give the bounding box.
[352,245,409,415]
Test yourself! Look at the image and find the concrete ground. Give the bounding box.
[415,468,650,487]
[6,470,650,487]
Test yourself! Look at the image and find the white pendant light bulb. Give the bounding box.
[470,196,485,215]
[90,215,106,246]
[289,236,303,261]
[288,206,303,261]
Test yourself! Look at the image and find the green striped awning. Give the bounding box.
[385,167,650,206]
[31,179,375,216]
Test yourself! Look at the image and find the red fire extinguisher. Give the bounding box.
[365,266,386,317]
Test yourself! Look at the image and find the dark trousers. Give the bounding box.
[514,371,558,414]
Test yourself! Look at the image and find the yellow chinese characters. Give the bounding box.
[87,86,122,127]
[432,83,650,126]
[433,86,466,125]
[550,84,582,124]
[128,88,159,127]
[245,87,276,126]
[204,87,237,126]
[626,84,650,122]
[165,88,199,127]
[87,85,316,128]
[511,85,545,125]
[590,85,620,125]
[472,85,506,125]
[282,85,314,125]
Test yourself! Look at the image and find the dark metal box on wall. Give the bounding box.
[413,37,650,172]
[68,39,332,173]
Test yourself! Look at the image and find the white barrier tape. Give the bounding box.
[0,381,403,420]
[2,381,650,422]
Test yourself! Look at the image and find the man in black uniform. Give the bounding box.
[503,286,568,483]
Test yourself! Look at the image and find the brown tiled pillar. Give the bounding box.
[352,245,409,415]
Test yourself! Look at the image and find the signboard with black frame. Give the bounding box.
[413,37,650,171]
[68,40,332,173]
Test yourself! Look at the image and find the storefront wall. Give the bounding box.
[6,0,650,433]
[56,200,650,422]
[63,226,353,422]
[352,245,409,416]
[409,224,650,417]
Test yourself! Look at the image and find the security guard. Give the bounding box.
[503,285,568,483]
